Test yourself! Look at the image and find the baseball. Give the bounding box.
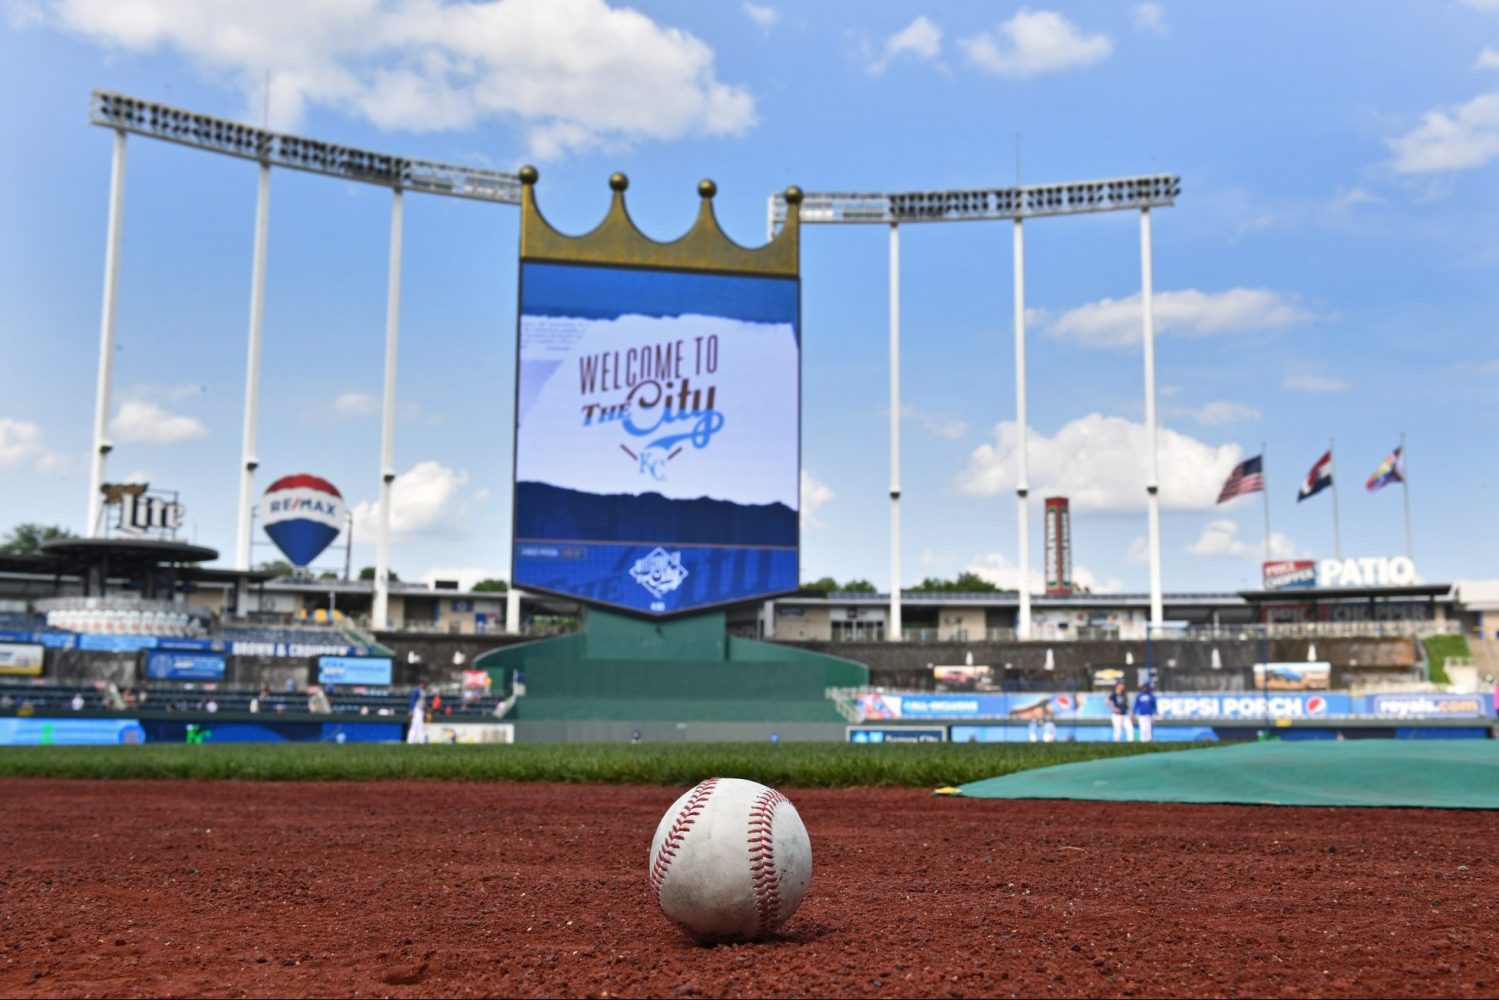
[648,777,812,942]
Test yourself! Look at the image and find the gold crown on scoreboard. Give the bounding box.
[519,166,801,278]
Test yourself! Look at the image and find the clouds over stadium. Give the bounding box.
[0,418,68,474]
[956,413,1242,513]
[350,460,487,540]
[44,0,756,157]
[1036,288,1314,349]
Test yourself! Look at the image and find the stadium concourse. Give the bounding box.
[1,537,1497,744]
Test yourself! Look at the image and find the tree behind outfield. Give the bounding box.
[1,523,77,555]
[472,578,508,592]
[910,571,1000,593]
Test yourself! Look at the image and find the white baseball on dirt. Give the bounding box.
[647,777,812,941]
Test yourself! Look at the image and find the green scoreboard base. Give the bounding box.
[475,607,867,725]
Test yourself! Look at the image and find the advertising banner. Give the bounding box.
[0,718,146,745]
[856,691,1094,721]
[932,665,997,692]
[1359,694,1492,718]
[847,726,945,743]
[1154,692,1352,720]
[1253,662,1332,691]
[513,261,799,616]
[859,690,1365,721]
[143,650,226,681]
[0,641,44,675]
[1262,559,1316,590]
[317,656,393,686]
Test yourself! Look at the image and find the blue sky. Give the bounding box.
[2,0,1497,594]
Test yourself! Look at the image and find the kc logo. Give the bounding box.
[630,547,689,599]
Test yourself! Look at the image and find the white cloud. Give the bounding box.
[1132,2,1166,34]
[1127,534,1150,566]
[351,460,477,538]
[330,392,379,419]
[421,566,500,591]
[123,469,151,484]
[868,15,943,74]
[0,418,68,473]
[321,392,442,425]
[1460,0,1499,11]
[1041,288,1313,349]
[47,0,755,158]
[902,403,967,440]
[956,413,1242,513]
[1387,92,1499,174]
[742,2,778,29]
[1476,47,1499,70]
[960,8,1112,79]
[801,469,833,527]
[1326,186,1382,215]
[109,400,208,445]
[1283,372,1348,392]
[965,552,1121,595]
[1168,400,1262,426]
[1187,519,1301,560]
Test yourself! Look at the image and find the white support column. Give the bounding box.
[1140,208,1164,633]
[373,189,404,629]
[888,223,902,642]
[88,128,127,537]
[234,161,271,571]
[505,585,521,635]
[1013,217,1032,640]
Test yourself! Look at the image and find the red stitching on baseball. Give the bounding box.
[747,788,787,935]
[650,777,719,904]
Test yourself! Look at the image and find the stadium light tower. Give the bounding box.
[771,174,1180,639]
[88,91,523,628]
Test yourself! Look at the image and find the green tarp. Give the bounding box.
[958,740,1499,809]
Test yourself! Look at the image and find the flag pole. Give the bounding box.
[1261,441,1272,562]
[1329,436,1343,561]
[1400,431,1413,560]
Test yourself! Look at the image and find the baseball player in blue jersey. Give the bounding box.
[1133,681,1158,743]
[1108,680,1133,742]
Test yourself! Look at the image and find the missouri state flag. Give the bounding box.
[1216,455,1265,504]
[1366,445,1405,492]
[1297,450,1333,502]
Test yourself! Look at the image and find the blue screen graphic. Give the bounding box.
[317,656,393,686]
[513,262,800,616]
[144,650,226,681]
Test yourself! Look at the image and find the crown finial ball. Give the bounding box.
[785,185,804,206]
[519,165,538,185]
[698,179,717,199]
[609,172,629,192]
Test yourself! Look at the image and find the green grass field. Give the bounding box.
[0,741,1185,787]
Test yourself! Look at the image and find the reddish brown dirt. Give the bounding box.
[0,780,1495,998]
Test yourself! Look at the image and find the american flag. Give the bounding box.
[1216,455,1265,504]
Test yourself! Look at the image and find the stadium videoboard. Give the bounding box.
[512,261,800,616]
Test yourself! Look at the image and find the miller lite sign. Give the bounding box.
[100,483,184,538]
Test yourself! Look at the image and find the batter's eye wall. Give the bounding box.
[510,171,803,618]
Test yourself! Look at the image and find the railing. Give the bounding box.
[824,687,866,723]
[814,620,1460,644]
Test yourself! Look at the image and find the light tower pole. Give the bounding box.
[1140,207,1163,633]
[87,127,127,536]
[1013,216,1032,639]
[234,161,271,572]
[372,189,404,629]
[888,223,902,642]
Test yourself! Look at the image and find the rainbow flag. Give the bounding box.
[1366,445,1405,492]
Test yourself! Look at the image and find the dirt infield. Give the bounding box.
[0,779,1494,998]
